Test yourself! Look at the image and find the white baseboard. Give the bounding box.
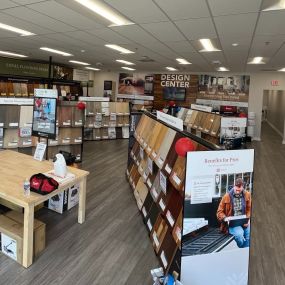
[266,121,283,138]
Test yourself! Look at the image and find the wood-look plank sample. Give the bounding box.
[71,128,82,144]
[3,129,19,148]
[0,81,7,96]
[151,215,169,253]
[72,107,83,127]
[101,128,109,139]
[19,106,33,127]
[145,122,163,156]
[197,112,207,131]
[169,156,186,191]
[20,83,28,97]
[188,110,198,128]
[93,128,101,140]
[85,116,94,128]
[47,146,58,160]
[58,106,72,127]
[150,124,168,161]
[27,83,34,96]
[146,202,160,233]
[150,173,161,202]
[7,82,14,96]
[13,83,22,97]
[134,178,148,210]
[184,110,193,126]
[192,111,203,129]
[155,128,177,169]
[158,229,178,271]
[210,115,221,136]
[116,127,123,139]
[58,128,72,145]
[163,133,184,176]
[141,117,156,149]
[86,102,95,115]
[203,113,215,133]
[84,128,93,140]
[6,106,20,128]
[141,192,154,222]
[0,106,7,127]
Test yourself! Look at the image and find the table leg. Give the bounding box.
[78,177,87,224]
[23,205,34,268]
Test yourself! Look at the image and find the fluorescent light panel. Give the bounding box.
[199,38,221,52]
[0,22,35,36]
[121,67,135,71]
[74,0,134,26]
[69,60,90,66]
[116,59,135,65]
[0,50,27,58]
[262,0,285,11]
[176,58,192,65]
[85,67,100,71]
[278,68,285,71]
[105,44,134,54]
[40,47,73,56]
[217,67,229,71]
[248,57,265,64]
[166,67,177,71]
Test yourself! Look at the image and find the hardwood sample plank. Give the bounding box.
[27,83,34,96]
[151,215,169,253]
[58,128,72,145]
[134,178,148,210]
[150,124,168,161]
[145,122,163,156]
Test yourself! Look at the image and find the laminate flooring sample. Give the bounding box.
[0,82,7,96]
[142,192,154,222]
[134,178,148,210]
[58,106,72,127]
[86,102,95,115]
[19,106,33,127]
[20,83,28,96]
[13,83,22,96]
[150,173,161,202]
[3,129,19,148]
[155,128,176,169]
[116,127,123,139]
[169,156,186,191]
[145,122,163,156]
[27,83,34,96]
[150,124,168,161]
[184,110,193,126]
[58,128,72,144]
[192,111,203,129]
[151,215,168,253]
[197,112,207,131]
[203,113,215,133]
[72,107,83,127]
[188,110,198,128]
[210,115,221,136]
[71,128,82,144]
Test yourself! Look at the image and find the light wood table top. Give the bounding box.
[0,150,89,208]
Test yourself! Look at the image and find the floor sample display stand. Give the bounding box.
[126,111,219,276]
[82,98,130,140]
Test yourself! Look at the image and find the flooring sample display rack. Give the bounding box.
[83,99,130,141]
[126,111,220,275]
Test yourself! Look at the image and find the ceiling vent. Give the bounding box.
[138,56,155,63]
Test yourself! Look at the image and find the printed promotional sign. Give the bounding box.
[181,149,254,285]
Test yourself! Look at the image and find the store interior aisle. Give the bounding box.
[249,122,285,285]
[0,140,158,285]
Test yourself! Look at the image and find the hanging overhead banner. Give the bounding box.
[0,57,50,78]
[181,149,254,285]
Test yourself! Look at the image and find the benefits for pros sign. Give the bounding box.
[160,74,191,88]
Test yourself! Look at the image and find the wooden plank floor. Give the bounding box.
[1,122,285,284]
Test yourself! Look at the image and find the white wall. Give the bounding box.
[93,71,118,97]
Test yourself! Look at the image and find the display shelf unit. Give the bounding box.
[82,100,130,140]
[126,111,219,275]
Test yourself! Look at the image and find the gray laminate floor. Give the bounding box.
[1,122,285,285]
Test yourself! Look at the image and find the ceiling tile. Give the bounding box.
[3,6,77,32]
[104,0,168,23]
[154,0,210,20]
[164,41,195,53]
[29,0,104,29]
[141,21,185,42]
[175,18,217,40]
[0,0,19,9]
[64,31,106,46]
[219,37,251,52]
[111,25,158,44]
[256,10,285,36]
[86,28,131,44]
[214,13,258,38]
[11,0,45,4]
[208,0,262,16]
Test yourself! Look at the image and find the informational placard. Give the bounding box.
[157,111,183,131]
[33,142,47,161]
[191,104,212,113]
[221,117,247,128]
[181,149,254,285]
[32,89,57,139]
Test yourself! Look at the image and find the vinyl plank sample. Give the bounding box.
[188,110,198,128]
[71,128,82,144]
[150,124,168,161]
[145,122,163,156]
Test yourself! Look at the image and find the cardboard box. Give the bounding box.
[46,184,79,214]
[0,212,46,264]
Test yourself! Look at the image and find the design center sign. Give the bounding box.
[160,74,191,88]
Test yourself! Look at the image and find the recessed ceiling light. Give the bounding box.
[166,67,178,71]
[0,22,35,36]
[0,50,27,58]
[116,59,135,65]
[199,39,221,52]
[85,67,100,71]
[74,0,134,26]
[40,47,73,56]
[262,0,285,11]
[121,67,136,71]
[248,57,265,64]
[176,58,192,65]
[278,67,285,71]
[232,43,239,47]
[217,67,229,71]
[69,60,90,66]
[105,44,135,54]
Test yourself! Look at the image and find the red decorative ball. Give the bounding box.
[175,138,196,157]
[239,112,247,118]
[169,100,175,107]
[77,101,86,110]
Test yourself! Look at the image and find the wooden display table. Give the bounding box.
[0,150,89,268]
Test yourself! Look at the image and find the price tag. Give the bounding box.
[165,164,172,174]
[151,151,157,158]
[172,173,181,186]
[160,172,167,194]
[143,172,148,180]
[147,179,152,188]
[175,227,181,241]
[22,140,32,146]
[9,122,18,127]
[159,199,166,211]
[19,127,32,137]
[166,210,175,227]
[63,121,71,126]
[147,219,152,231]
[151,188,158,199]
[147,157,153,174]
[140,147,144,160]
[160,251,168,269]
[62,139,71,144]
[74,138,82,143]
[146,146,151,153]
[142,207,147,217]
[143,142,147,148]
[157,157,164,166]
[152,232,159,247]
[33,142,47,161]
[75,120,83,126]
